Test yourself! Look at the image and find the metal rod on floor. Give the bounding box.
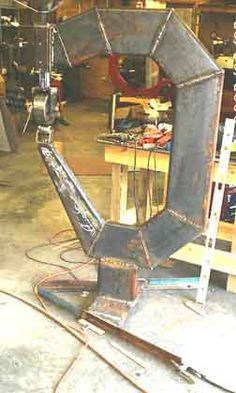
[0,290,148,393]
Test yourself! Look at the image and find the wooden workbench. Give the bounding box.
[103,143,236,292]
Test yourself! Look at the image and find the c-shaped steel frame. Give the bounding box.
[39,8,223,268]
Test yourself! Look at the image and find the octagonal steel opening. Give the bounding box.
[40,8,223,268]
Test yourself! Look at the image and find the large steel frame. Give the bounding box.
[39,8,223,268]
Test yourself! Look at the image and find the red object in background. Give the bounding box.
[138,132,172,147]
[51,75,64,113]
[109,54,173,99]
[156,131,172,146]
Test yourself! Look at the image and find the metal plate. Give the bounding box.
[91,222,150,266]
[167,76,223,226]
[39,144,104,252]
[98,9,168,56]
[151,11,219,85]
[56,10,106,65]
[98,259,138,301]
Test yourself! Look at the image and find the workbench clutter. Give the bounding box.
[138,123,172,150]
[99,121,172,151]
[112,95,173,132]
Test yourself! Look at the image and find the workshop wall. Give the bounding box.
[199,13,235,51]
[56,0,139,20]
[79,56,113,99]
[56,0,80,19]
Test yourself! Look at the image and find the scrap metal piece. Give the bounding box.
[38,287,81,316]
[44,8,223,268]
[84,310,182,364]
[40,279,97,292]
[144,277,199,290]
[84,312,236,392]
[88,296,138,326]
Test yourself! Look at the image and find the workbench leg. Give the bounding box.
[138,169,154,223]
[226,275,236,293]
[110,164,128,223]
[226,215,236,292]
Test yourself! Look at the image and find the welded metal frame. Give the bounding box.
[40,8,223,268]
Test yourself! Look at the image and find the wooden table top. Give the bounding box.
[100,141,236,184]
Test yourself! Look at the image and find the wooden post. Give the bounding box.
[110,164,128,223]
[138,169,154,223]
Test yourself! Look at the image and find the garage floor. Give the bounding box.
[0,100,236,393]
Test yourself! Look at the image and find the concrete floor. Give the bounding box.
[0,100,236,393]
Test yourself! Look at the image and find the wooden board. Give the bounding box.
[172,243,236,276]
[217,221,235,243]
[105,145,236,183]
[104,143,236,291]
[111,164,128,221]
[105,145,170,173]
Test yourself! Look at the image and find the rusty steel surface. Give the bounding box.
[98,259,138,301]
[40,8,223,268]
[84,311,182,365]
[40,279,97,292]
[88,295,137,325]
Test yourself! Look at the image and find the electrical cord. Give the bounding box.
[133,140,140,225]
[133,143,159,223]
[49,228,77,245]
[59,248,98,265]
[146,149,153,219]
[25,242,79,280]
[25,228,81,278]
[54,339,89,393]
[153,148,159,212]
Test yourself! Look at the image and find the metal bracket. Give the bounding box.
[36,125,54,144]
